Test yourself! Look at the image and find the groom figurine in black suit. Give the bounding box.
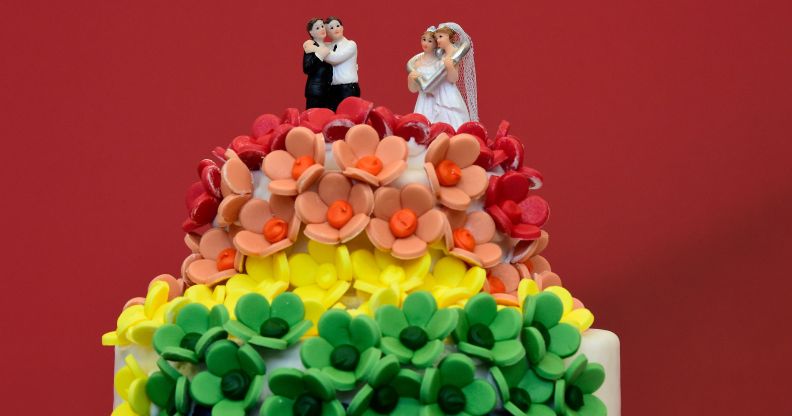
[303,18,333,109]
[316,17,360,111]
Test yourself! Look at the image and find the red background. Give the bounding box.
[2,1,791,414]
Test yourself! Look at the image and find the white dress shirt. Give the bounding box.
[324,37,358,85]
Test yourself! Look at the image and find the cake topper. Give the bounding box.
[303,16,361,111]
[303,18,333,109]
[406,22,478,128]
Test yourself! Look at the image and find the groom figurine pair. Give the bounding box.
[303,17,360,111]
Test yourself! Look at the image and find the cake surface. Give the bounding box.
[103,97,620,416]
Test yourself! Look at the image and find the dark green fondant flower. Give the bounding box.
[553,355,606,416]
[420,353,496,416]
[376,291,458,368]
[152,303,229,363]
[490,358,555,416]
[259,368,345,416]
[224,292,312,350]
[145,358,192,415]
[300,309,382,391]
[347,354,423,416]
[521,292,581,380]
[453,293,525,366]
[188,339,266,415]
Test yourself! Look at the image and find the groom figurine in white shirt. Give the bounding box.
[315,16,360,111]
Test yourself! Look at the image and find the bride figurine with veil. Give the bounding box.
[406,22,478,129]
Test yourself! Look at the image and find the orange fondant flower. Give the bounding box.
[231,194,301,257]
[332,124,408,187]
[181,228,241,287]
[423,133,489,210]
[294,172,374,244]
[445,209,503,268]
[262,126,325,195]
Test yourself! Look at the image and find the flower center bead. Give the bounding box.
[216,248,236,271]
[467,323,495,349]
[179,332,202,351]
[259,317,289,338]
[220,370,250,400]
[399,325,429,350]
[437,384,466,414]
[509,387,532,411]
[330,344,360,371]
[486,274,506,293]
[327,200,354,229]
[355,155,383,176]
[436,160,462,186]
[389,208,418,238]
[263,217,288,243]
[292,155,315,180]
[565,385,584,410]
[292,392,322,416]
[370,385,399,414]
[452,228,476,251]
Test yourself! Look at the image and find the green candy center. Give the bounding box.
[180,332,202,351]
[565,385,584,410]
[509,387,532,411]
[399,325,429,350]
[293,392,322,416]
[467,323,495,349]
[370,385,399,414]
[220,370,250,401]
[330,344,360,371]
[438,385,466,414]
[260,317,290,338]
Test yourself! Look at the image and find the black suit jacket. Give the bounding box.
[303,41,333,98]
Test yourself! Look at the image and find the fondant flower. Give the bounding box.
[414,256,487,308]
[511,230,549,264]
[300,309,382,391]
[121,274,185,311]
[453,293,525,366]
[102,280,179,347]
[189,339,266,414]
[152,302,230,363]
[366,184,447,260]
[490,358,555,416]
[445,209,503,268]
[183,283,227,309]
[295,172,374,244]
[483,263,524,307]
[423,133,488,210]
[347,355,423,416]
[485,171,550,240]
[145,359,190,416]
[289,252,352,309]
[332,124,408,187]
[519,283,594,333]
[350,249,429,302]
[232,194,300,257]
[259,368,345,416]
[520,292,582,380]
[182,227,241,287]
[262,126,325,195]
[223,253,291,314]
[113,354,151,416]
[420,353,496,416]
[553,355,607,416]
[223,292,312,349]
[375,291,457,368]
[216,155,254,227]
[182,155,252,232]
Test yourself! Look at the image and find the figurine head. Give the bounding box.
[324,16,344,41]
[307,18,326,40]
[433,26,456,49]
[421,31,437,53]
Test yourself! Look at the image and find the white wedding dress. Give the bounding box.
[413,56,470,129]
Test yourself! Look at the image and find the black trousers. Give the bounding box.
[329,82,360,111]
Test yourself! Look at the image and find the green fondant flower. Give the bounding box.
[490,358,555,416]
[453,293,525,366]
[152,303,230,363]
[300,309,382,391]
[420,353,496,416]
[188,339,266,415]
[145,358,192,415]
[521,292,581,380]
[347,355,423,416]
[553,355,607,416]
[223,292,312,350]
[376,291,458,368]
[259,368,345,416]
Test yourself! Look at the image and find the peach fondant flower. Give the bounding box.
[423,133,489,210]
[262,126,325,195]
[366,184,447,260]
[511,230,553,278]
[295,172,374,244]
[332,124,408,187]
[215,154,254,227]
[232,194,301,257]
[181,227,241,286]
[444,209,503,268]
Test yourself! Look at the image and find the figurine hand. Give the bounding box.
[443,56,454,68]
[409,71,422,81]
[303,41,317,53]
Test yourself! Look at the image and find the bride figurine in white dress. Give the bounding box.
[406,23,478,129]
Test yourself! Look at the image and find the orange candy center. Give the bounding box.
[263,217,288,243]
[292,155,315,180]
[436,159,462,186]
[327,200,354,229]
[355,155,383,176]
[389,208,418,238]
[487,274,506,293]
[216,248,236,271]
[452,228,476,251]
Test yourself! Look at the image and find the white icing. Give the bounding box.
[251,170,272,201]
[391,138,430,188]
[323,142,340,172]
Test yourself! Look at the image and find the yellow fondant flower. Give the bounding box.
[517,279,595,332]
[350,249,430,306]
[112,354,150,415]
[223,252,291,316]
[102,280,182,347]
[288,241,352,309]
[415,255,487,308]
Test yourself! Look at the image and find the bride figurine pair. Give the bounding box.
[406,22,478,129]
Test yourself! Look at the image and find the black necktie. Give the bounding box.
[333,44,337,52]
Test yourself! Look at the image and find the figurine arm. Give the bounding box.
[324,40,356,65]
[407,70,421,93]
[303,51,319,74]
[443,56,459,83]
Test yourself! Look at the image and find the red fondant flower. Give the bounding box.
[485,171,550,240]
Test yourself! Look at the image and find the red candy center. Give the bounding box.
[355,155,383,176]
[389,208,418,238]
[327,200,354,229]
[216,248,236,271]
[292,155,315,180]
[452,228,476,251]
[436,160,462,186]
[263,218,288,243]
